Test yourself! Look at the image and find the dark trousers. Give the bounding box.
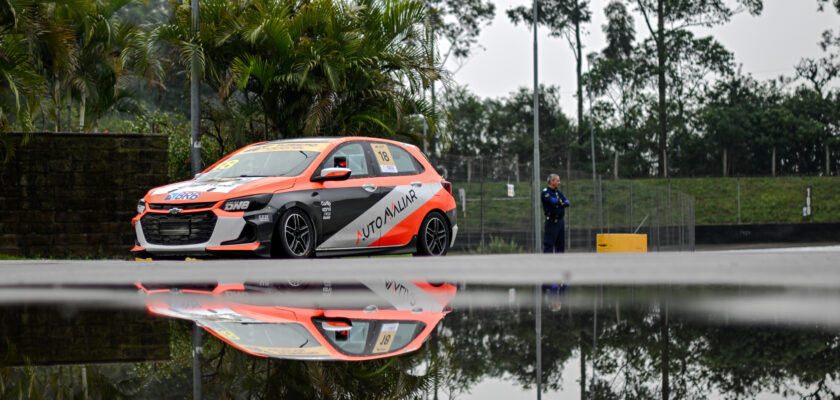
[543,216,565,253]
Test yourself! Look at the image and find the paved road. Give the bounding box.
[1,246,838,288]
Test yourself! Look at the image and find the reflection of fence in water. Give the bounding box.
[433,155,695,253]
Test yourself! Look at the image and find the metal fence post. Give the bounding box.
[737,178,741,224]
[480,157,485,252]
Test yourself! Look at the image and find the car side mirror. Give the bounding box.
[321,318,352,332]
[311,167,351,182]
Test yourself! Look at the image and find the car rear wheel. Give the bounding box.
[416,211,450,256]
[275,209,315,258]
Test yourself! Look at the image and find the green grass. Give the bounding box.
[0,254,28,260]
[648,177,840,225]
[451,177,840,229]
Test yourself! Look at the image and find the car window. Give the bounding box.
[370,142,423,175]
[319,142,370,178]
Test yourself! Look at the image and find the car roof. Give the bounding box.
[260,136,417,149]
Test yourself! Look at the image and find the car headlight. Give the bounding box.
[137,198,146,214]
[222,194,273,212]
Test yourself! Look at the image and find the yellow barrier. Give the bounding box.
[596,234,647,253]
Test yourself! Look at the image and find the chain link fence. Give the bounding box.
[433,155,695,253]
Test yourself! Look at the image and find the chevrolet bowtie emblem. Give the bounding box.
[169,208,183,214]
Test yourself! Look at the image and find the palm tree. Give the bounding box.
[0,0,60,159]
[69,0,144,131]
[149,0,443,149]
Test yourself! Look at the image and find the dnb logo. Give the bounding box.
[356,189,419,245]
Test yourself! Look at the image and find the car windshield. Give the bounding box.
[200,321,330,358]
[199,142,328,180]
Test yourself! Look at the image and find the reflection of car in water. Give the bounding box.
[131,137,457,259]
[137,280,456,361]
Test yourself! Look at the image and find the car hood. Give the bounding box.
[146,176,296,203]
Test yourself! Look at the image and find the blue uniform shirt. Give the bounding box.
[541,187,570,218]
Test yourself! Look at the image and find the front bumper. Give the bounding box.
[133,209,275,257]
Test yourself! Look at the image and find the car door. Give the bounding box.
[313,141,385,250]
[365,141,441,247]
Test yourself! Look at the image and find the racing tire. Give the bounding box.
[275,208,315,258]
[415,211,450,256]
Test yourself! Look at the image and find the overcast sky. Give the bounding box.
[445,0,839,116]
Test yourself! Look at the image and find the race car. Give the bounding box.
[137,280,457,361]
[131,137,457,258]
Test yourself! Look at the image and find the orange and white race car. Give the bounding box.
[131,137,456,258]
[137,280,456,361]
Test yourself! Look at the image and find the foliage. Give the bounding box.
[469,235,523,254]
[508,0,592,174]
[445,73,840,178]
[144,0,444,166]
[127,111,222,181]
[426,0,495,65]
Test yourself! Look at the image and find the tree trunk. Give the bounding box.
[614,150,619,179]
[79,94,86,132]
[264,113,269,140]
[54,80,60,132]
[579,334,586,399]
[826,144,830,176]
[771,146,776,177]
[576,17,583,152]
[657,0,667,178]
[723,148,727,177]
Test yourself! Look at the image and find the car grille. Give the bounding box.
[141,212,217,245]
[149,202,217,210]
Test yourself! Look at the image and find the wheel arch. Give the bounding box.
[270,202,319,257]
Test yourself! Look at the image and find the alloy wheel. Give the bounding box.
[284,213,311,257]
[424,216,448,255]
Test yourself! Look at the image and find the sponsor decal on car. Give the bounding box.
[238,345,330,357]
[316,183,442,250]
[321,200,332,220]
[355,189,418,245]
[239,142,329,154]
[365,279,446,312]
[152,177,263,196]
[223,200,251,211]
[164,191,201,201]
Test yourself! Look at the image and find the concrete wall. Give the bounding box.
[0,133,168,258]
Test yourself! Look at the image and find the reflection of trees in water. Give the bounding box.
[2,301,839,399]
[435,288,840,400]
[2,319,440,399]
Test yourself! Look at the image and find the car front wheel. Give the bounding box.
[416,211,450,256]
[275,208,315,258]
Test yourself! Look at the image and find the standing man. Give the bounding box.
[541,173,570,253]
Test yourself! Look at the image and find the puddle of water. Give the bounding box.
[0,279,838,398]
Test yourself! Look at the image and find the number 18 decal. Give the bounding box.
[371,143,397,173]
[372,323,399,354]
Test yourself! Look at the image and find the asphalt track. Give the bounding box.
[1,245,838,288]
[1,246,839,326]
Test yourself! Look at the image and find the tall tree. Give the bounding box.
[629,0,762,177]
[508,0,592,179]
[585,0,645,178]
[795,17,840,176]
[426,0,495,157]
[426,0,496,69]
